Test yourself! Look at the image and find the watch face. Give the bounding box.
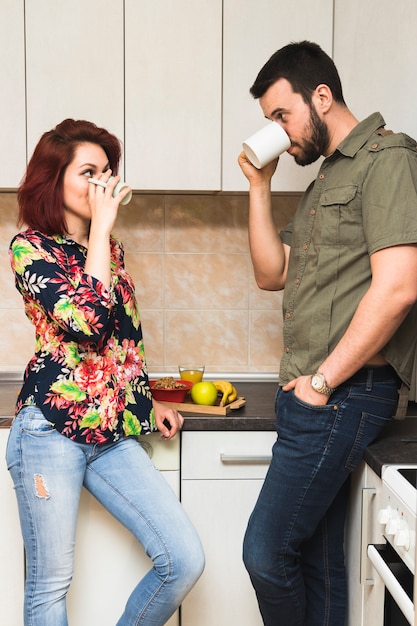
[311,373,325,391]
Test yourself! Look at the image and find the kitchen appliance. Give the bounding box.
[366,464,416,625]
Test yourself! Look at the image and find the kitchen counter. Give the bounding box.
[364,416,417,476]
[1,379,416,474]
[0,381,21,427]
[0,381,278,431]
[181,382,277,431]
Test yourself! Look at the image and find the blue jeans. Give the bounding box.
[6,406,204,626]
[243,366,400,626]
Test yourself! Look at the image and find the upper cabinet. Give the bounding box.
[333,0,417,141]
[124,0,222,191]
[2,1,417,191]
[222,0,333,192]
[0,1,26,188]
[24,0,125,174]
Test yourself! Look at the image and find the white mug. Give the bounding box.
[242,122,291,169]
[88,176,132,205]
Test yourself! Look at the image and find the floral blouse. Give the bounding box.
[9,229,155,444]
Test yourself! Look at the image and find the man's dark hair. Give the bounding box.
[250,41,346,106]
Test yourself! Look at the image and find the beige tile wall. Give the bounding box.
[0,191,299,376]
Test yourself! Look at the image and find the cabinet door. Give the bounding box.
[0,1,26,187]
[67,474,179,626]
[67,433,180,626]
[0,429,25,625]
[181,479,264,626]
[345,462,385,626]
[125,0,222,191]
[334,0,417,141]
[25,1,124,170]
[181,431,276,626]
[222,0,334,192]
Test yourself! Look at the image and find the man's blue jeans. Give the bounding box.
[6,406,204,626]
[243,366,400,626]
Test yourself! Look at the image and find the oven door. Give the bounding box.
[367,542,415,625]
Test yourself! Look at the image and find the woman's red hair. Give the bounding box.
[17,119,122,236]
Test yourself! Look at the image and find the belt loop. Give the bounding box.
[365,368,373,391]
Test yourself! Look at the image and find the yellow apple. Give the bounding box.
[190,381,218,406]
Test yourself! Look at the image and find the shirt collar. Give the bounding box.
[335,112,386,158]
[51,233,87,251]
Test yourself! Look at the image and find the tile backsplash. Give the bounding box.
[0,191,299,378]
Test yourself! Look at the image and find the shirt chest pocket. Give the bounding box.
[318,184,364,247]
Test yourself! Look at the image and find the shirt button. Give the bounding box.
[295,278,300,285]
[303,243,308,251]
[319,173,325,180]
[285,347,290,353]
[310,208,316,215]
[371,143,378,149]
[285,312,291,319]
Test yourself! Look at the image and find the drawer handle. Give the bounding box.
[220,454,272,465]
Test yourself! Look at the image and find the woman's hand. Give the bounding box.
[88,170,121,236]
[86,170,131,288]
[152,399,184,439]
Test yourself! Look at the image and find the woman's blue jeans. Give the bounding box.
[6,406,204,626]
[243,366,400,626]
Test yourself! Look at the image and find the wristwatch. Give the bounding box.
[310,372,337,396]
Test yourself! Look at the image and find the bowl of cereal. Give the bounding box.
[150,377,194,403]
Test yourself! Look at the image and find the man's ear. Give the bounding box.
[313,84,333,113]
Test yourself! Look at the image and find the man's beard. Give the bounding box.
[293,105,329,167]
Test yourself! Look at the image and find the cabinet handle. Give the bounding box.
[360,487,376,585]
[220,454,272,465]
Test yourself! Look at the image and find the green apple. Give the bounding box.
[190,381,218,406]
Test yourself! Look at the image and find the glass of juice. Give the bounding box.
[178,364,205,384]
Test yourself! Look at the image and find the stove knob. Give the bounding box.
[394,527,410,550]
[378,507,391,525]
[385,513,401,536]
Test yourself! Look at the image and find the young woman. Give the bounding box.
[6,118,204,626]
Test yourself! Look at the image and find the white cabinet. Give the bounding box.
[0,1,26,188]
[6,2,417,191]
[124,0,222,191]
[66,433,180,626]
[0,428,25,626]
[222,0,333,192]
[345,462,386,626]
[181,430,276,626]
[334,0,417,141]
[24,0,125,172]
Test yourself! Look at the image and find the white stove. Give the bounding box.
[366,464,417,625]
[378,465,417,573]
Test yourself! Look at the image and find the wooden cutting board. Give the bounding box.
[157,396,246,415]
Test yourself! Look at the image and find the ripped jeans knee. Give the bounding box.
[34,473,50,499]
[6,406,85,624]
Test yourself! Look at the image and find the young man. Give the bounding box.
[238,41,417,626]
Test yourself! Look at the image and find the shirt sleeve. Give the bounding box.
[363,139,417,254]
[9,232,114,342]
[279,221,293,247]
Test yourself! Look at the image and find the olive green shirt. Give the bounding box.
[279,113,417,387]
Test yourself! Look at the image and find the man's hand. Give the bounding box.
[238,150,278,185]
[282,375,330,406]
